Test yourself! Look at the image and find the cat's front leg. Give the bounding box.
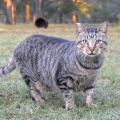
[83,88,95,107]
[57,78,76,110]
[63,90,76,110]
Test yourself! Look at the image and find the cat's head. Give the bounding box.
[76,22,108,57]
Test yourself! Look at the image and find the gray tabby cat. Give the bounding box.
[0,22,108,110]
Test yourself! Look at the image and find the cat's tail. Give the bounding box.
[0,56,16,76]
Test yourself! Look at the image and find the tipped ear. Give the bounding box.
[76,23,84,33]
[99,22,108,33]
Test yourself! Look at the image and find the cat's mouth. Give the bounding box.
[88,52,96,56]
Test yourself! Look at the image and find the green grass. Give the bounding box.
[0,24,120,120]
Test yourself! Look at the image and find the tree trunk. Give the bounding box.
[58,12,63,23]
[35,0,43,18]
[11,3,16,24]
[5,0,13,24]
[117,0,120,23]
[25,0,30,23]
[6,6,12,24]
[57,0,64,23]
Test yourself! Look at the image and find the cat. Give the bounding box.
[0,22,108,110]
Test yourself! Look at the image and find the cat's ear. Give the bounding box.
[99,22,108,33]
[76,23,84,33]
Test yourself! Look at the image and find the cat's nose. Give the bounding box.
[88,42,95,52]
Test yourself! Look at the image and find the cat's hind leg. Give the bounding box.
[22,75,46,103]
[34,81,48,101]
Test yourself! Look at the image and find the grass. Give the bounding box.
[0,23,120,120]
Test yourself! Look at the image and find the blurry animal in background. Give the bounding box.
[35,17,48,28]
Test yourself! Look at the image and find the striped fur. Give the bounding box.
[0,56,15,75]
[0,23,108,109]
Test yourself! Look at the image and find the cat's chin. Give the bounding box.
[86,52,101,57]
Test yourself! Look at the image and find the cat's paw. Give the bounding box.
[35,97,47,104]
[85,103,97,108]
[65,103,77,110]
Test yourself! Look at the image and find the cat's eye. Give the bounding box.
[96,40,102,44]
[96,40,107,45]
[103,41,107,45]
[77,40,87,45]
[81,40,87,44]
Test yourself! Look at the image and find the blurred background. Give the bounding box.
[0,0,120,25]
[0,1,120,120]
